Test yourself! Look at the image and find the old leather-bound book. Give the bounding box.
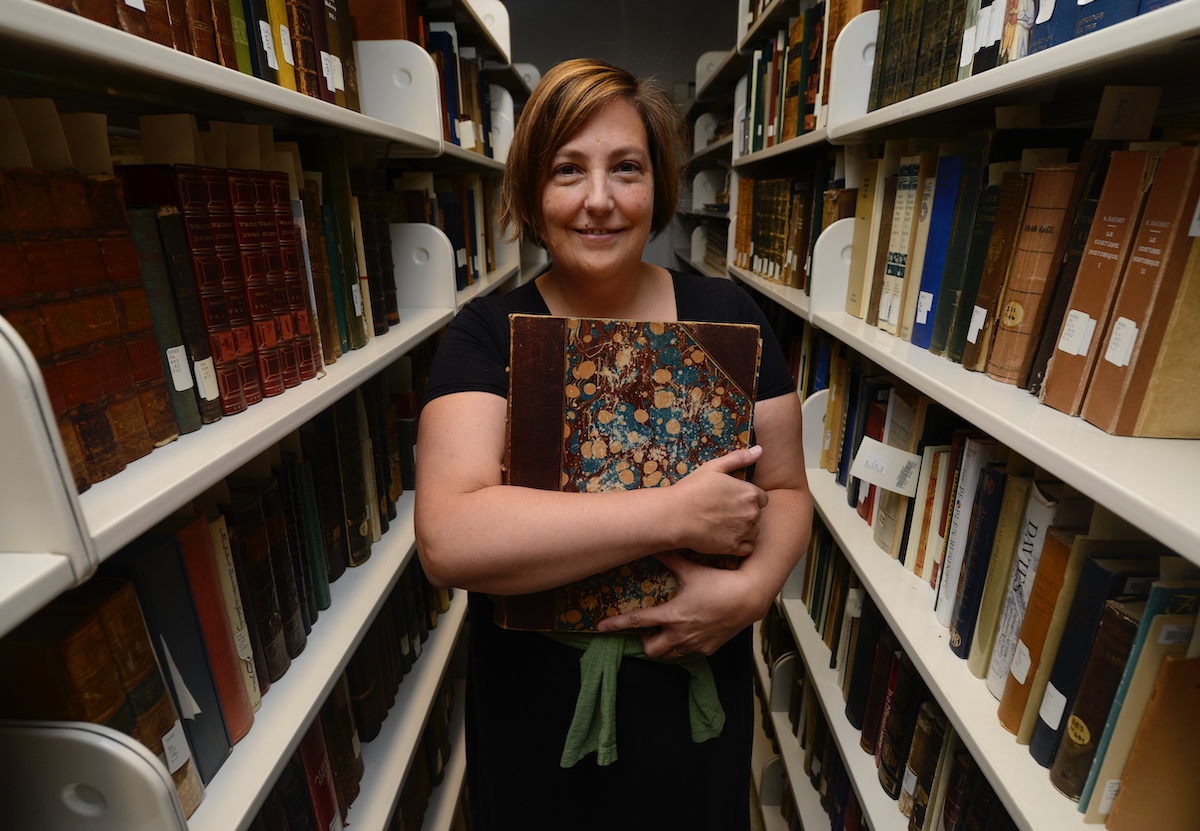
[496,314,762,632]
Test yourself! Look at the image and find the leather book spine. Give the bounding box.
[276,751,318,830]
[345,626,385,741]
[318,673,361,819]
[879,653,929,799]
[116,0,176,46]
[304,0,336,102]
[299,184,341,364]
[210,0,241,68]
[997,527,1075,735]
[226,490,291,683]
[206,511,263,710]
[900,697,939,816]
[335,0,360,111]
[127,207,203,434]
[844,592,885,729]
[907,699,949,828]
[241,0,278,83]
[334,393,373,566]
[911,0,950,96]
[1039,151,1157,415]
[946,181,1001,363]
[297,717,342,830]
[68,0,120,26]
[860,628,900,755]
[165,513,255,744]
[48,578,206,816]
[1081,146,1200,436]
[296,458,332,608]
[259,477,308,656]
[275,460,321,626]
[269,172,316,381]
[285,0,322,97]
[300,416,349,582]
[183,0,221,61]
[948,464,1007,658]
[101,532,234,786]
[226,170,283,396]
[251,169,301,388]
[163,0,192,53]
[264,0,299,90]
[986,162,1082,387]
[1048,598,1142,800]
[961,172,1033,372]
[224,0,256,74]
[866,175,899,327]
[317,0,345,107]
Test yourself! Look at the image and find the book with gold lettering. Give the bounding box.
[495,314,762,632]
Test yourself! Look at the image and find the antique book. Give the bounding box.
[156,512,255,744]
[496,314,761,632]
[344,623,386,741]
[1048,598,1144,800]
[900,698,947,817]
[986,162,1083,387]
[866,175,900,327]
[881,152,937,335]
[1028,554,1162,768]
[846,158,882,319]
[908,701,951,829]
[297,717,343,830]
[49,578,206,815]
[318,672,362,818]
[912,446,950,582]
[203,508,262,711]
[274,459,320,627]
[878,651,929,800]
[859,627,901,755]
[300,413,350,582]
[1080,146,1200,437]
[333,393,372,567]
[1076,580,1200,811]
[1039,150,1158,416]
[948,463,1007,658]
[102,530,233,785]
[210,0,240,69]
[1105,655,1200,831]
[873,388,927,559]
[966,471,1032,678]
[945,172,1002,363]
[271,174,320,381]
[911,0,951,96]
[910,152,964,349]
[298,182,341,365]
[258,475,308,655]
[960,172,1033,372]
[1082,612,1195,824]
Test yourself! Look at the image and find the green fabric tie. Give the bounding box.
[545,632,726,768]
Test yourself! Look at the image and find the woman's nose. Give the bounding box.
[583,172,614,213]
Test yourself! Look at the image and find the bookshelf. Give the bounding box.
[703,1,1200,830]
[0,0,524,826]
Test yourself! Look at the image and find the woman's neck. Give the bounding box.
[536,262,677,321]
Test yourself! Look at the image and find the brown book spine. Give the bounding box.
[1049,598,1143,800]
[162,0,191,52]
[345,625,385,741]
[183,0,220,60]
[860,628,900,755]
[335,0,359,111]
[299,183,341,364]
[866,175,900,327]
[334,393,372,567]
[260,477,308,657]
[210,0,240,67]
[169,513,255,743]
[227,488,291,682]
[997,527,1072,734]
[986,163,1082,387]
[69,0,120,26]
[318,672,362,819]
[900,698,944,817]
[879,652,927,800]
[299,418,349,582]
[962,172,1033,372]
[1081,146,1200,436]
[253,171,302,388]
[286,0,322,96]
[269,172,319,380]
[116,0,176,46]
[1040,151,1158,415]
[296,717,341,830]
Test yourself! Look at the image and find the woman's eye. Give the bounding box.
[556,164,579,176]
[617,162,639,173]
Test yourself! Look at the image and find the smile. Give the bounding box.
[575,228,622,235]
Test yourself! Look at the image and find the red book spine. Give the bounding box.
[254,171,302,388]
[297,717,342,830]
[270,171,319,380]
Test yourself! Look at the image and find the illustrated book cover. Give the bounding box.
[496,314,762,632]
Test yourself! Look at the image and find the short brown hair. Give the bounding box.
[498,58,688,249]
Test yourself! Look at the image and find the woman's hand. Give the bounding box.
[595,550,770,656]
[667,445,769,558]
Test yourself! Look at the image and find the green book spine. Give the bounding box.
[321,205,350,354]
[226,0,256,76]
[297,458,332,610]
[947,181,1001,362]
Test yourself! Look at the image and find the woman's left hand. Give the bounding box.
[594,549,769,657]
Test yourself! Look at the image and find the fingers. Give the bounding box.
[702,444,763,475]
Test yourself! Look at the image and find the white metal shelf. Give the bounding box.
[348,602,468,831]
[806,309,1200,564]
[690,134,735,167]
[456,263,521,310]
[826,0,1200,143]
[80,305,453,559]
[0,0,442,153]
[186,494,422,831]
[733,128,830,168]
[731,266,812,320]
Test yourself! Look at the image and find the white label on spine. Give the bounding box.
[332,56,345,90]
[330,812,344,831]
[1104,316,1138,367]
[166,345,194,391]
[124,0,147,10]
[879,292,892,324]
[1057,309,1096,356]
[259,21,279,70]
[161,720,190,774]
[1100,780,1121,813]
[968,305,987,344]
[1039,682,1068,730]
[321,52,333,85]
[279,25,295,66]
[851,436,923,498]
[194,357,219,401]
[351,281,364,317]
[960,26,977,67]
[902,764,919,797]
[1011,639,1032,684]
[916,291,933,324]
[1035,0,1055,24]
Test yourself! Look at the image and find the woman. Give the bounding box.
[414,59,811,829]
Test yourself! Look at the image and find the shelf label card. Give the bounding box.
[166,345,194,391]
[1057,309,1096,356]
[1104,316,1138,367]
[1011,639,1032,684]
[996,104,1041,130]
[279,25,295,67]
[259,22,279,71]
[1100,780,1122,814]
[1039,682,1067,730]
[194,357,220,401]
[161,719,191,774]
[1093,86,1162,141]
[1159,624,1195,645]
[851,436,922,498]
[968,305,987,344]
[959,26,977,68]
[1034,0,1056,26]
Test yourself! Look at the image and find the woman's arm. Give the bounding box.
[414,390,771,594]
[597,390,812,657]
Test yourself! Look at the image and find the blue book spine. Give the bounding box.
[910,154,964,349]
[1075,0,1141,37]
[813,338,832,391]
[1028,0,1079,54]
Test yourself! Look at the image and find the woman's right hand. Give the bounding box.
[667,445,768,557]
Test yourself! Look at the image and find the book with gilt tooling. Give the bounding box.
[495,313,762,632]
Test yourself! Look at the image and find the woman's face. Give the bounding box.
[539,97,655,281]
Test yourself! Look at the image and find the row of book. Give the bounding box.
[868,0,1184,114]
[0,100,489,490]
[759,595,1020,831]
[839,128,1200,438]
[732,153,856,289]
[806,340,1200,827]
[0,357,436,814]
[36,0,501,158]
